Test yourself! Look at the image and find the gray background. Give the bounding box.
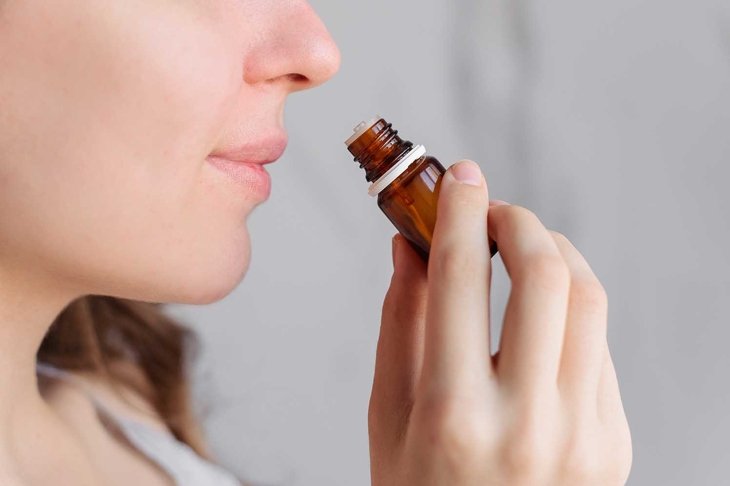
[166,0,730,484]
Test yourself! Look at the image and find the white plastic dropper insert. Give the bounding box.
[344,116,427,197]
[344,115,382,147]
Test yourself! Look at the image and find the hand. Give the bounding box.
[368,160,632,486]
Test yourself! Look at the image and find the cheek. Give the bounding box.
[0,1,254,303]
[2,158,256,305]
[4,1,242,158]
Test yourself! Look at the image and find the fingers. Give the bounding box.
[549,230,608,406]
[420,160,493,394]
[488,205,570,392]
[370,233,429,442]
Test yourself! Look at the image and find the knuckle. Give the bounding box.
[367,397,387,439]
[613,444,634,483]
[499,398,561,479]
[500,434,553,479]
[570,278,609,313]
[382,287,426,325]
[605,428,634,483]
[501,204,542,230]
[558,428,633,484]
[417,394,491,456]
[518,253,571,291]
[367,390,385,422]
[432,244,481,282]
[381,287,397,315]
[367,401,381,433]
[432,420,489,460]
[559,437,600,481]
[503,203,535,220]
[396,301,427,327]
[444,178,487,208]
[549,230,570,244]
[603,457,632,485]
[368,395,411,440]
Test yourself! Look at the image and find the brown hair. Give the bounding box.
[37,295,211,458]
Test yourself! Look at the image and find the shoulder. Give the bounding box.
[38,365,179,486]
[39,361,169,435]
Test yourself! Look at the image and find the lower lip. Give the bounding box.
[205,156,272,200]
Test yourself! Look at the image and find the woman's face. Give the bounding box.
[0,1,340,304]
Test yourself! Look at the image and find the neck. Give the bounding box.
[0,261,79,428]
[0,260,105,484]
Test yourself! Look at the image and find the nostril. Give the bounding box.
[287,73,308,83]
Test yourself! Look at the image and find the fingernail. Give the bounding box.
[490,199,510,206]
[448,160,483,186]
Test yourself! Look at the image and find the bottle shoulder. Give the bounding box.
[378,155,445,201]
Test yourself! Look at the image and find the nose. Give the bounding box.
[243,2,341,92]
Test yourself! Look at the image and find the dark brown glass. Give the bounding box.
[346,117,498,262]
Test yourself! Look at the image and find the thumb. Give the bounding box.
[369,234,428,442]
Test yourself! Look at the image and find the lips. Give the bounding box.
[206,132,288,165]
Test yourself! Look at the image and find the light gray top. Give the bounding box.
[35,361,241,486]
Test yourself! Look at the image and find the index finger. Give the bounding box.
[420,160,493,396]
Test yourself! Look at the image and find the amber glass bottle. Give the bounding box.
[345,116,498,262]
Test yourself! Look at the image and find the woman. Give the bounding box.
[0,1,632,485]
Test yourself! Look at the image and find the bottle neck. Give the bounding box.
[346,119,414,183]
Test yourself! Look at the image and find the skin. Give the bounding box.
[369,162,633,485]
[0,1,632,485]
[0,1,339,484]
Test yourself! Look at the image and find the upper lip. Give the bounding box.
[207,132,288,165]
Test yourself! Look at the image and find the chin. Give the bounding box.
[179,251,252,305]
[115,239,253,306]
[174,222,255,305]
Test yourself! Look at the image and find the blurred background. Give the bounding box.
[166,0,730,484]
